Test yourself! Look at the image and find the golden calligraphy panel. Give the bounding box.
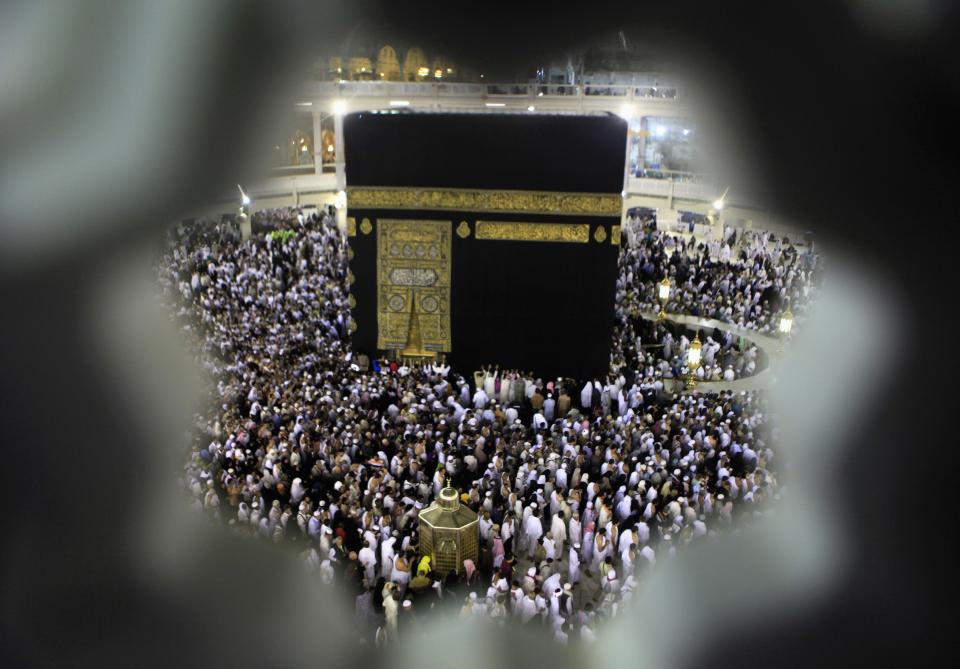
[474,221,590,243]
[377,219,452,351]
[348,187,622,216]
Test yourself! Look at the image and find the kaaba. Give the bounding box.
[344,112,626,381]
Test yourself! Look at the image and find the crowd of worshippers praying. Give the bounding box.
[157,207,784,645]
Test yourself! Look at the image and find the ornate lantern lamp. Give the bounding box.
[236,184,251,241]
[685,332,702,389]
[778,308,794,352]
[657,277,671,321]
[418,482,478,576]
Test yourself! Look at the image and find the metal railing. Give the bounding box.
[302,81,681,102]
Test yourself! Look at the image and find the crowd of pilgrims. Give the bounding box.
[157,207,784,645]
[609,216,820,383]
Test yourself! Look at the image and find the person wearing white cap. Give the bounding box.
[583,499,596,529]
[524,509,543,559]
[543,393,556,422]
[472,383,489,410]
[601,561,620,594]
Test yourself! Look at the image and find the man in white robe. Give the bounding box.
[568,543,582,584]
[380,535,397,580]
[550,510,568,548]
[358,540,377,586]
[524,510,543,558]
[580,381,593,409]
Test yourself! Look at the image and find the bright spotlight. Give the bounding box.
[682,128,690,136]
[332,99,347,116]
[654,124,667,137]
[713,199,725,210]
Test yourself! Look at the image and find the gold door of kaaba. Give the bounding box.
[376,219,452,352]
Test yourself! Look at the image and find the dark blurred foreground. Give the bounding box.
[0,1,955,667]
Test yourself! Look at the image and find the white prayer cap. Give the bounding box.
[573,543,581,549]
[402,600,412,608]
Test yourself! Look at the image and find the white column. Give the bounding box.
[312,111,323,176]
[334,111,346,191]
[636,117,647,176]
[622,121,632,196]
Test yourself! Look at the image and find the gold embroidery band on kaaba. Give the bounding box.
[348,187,622,217]
[377,219,452,352]
[474,221,590,243]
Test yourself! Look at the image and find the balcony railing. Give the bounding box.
[302,81,681,102]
